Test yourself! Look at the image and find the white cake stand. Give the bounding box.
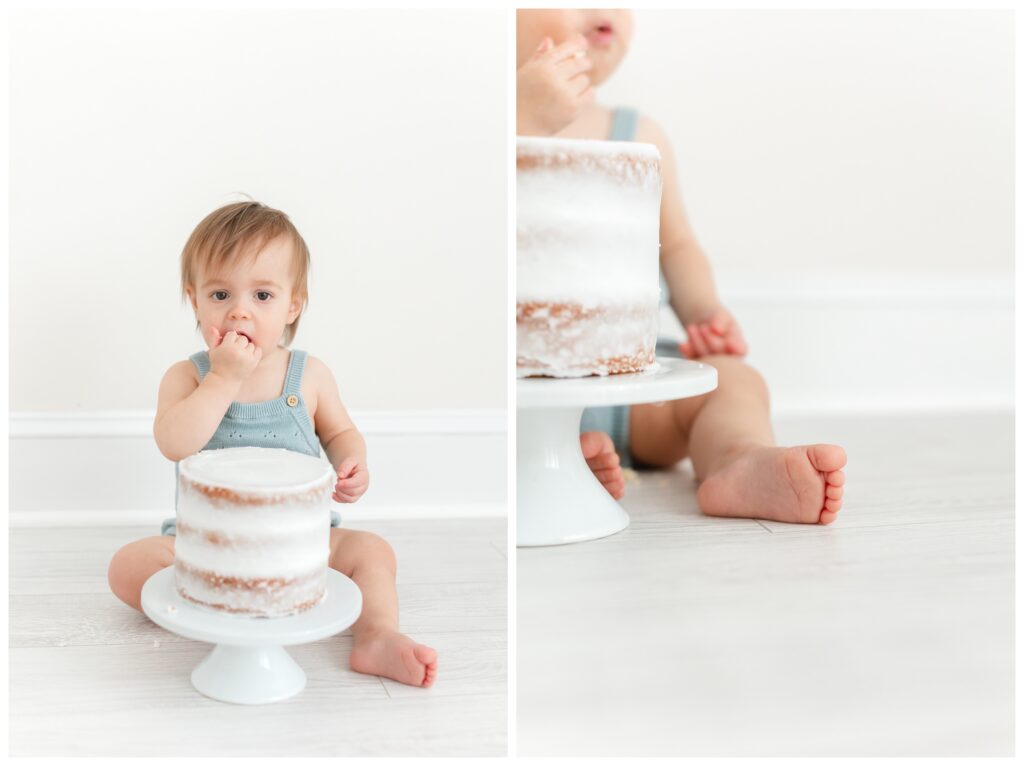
[517,357,717,547]
[141,567,362,705]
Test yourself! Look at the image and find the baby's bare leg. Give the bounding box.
[630,354,847,524]
[328,528,437,687]
[631,354,774,473]
[107,535,176,612]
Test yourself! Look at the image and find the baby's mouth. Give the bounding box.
[588,22,615,47]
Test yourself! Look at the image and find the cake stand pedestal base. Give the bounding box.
[517,357,717,547]
[142,567,362,705]
[517,406,630,546]
[190,644,306,704]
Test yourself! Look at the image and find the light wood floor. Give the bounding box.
[9,517,507,756]
[517,410,1014,756]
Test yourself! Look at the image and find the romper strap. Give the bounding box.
[189,351,211,380]
[609,107,639,142]
[283,349,308,395]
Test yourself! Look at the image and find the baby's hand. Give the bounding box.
[207,327,262,383]
[679,306,749,359]
[332,458,369,504]
[516,34,594,136]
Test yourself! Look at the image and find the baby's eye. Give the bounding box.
[255,291,273,302]
[211,290,229,301]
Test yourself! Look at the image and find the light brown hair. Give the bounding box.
[180,201,311,345]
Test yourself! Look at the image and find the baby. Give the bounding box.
[517,9,848,524]
[107,201,437,687]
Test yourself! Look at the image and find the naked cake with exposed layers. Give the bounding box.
[517,135,663,378]
[174,446,335,617]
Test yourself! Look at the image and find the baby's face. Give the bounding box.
[517,9,634,87]
[187,234,302,353]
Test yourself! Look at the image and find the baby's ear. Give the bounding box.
[287,293,304,323]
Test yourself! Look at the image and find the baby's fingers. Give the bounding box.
[336,458,358,480]
[545,33,588,64]
[530,36,554,59]
[700,325,728,355]
[336,473,367,490]
[707,310,731,336]
[333,478,367,502]
[686,325,710,358]
[556,51,592,78]
[725,330,749,356]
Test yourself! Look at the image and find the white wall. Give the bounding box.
[599,10,1014,411]
[10,8,507,413]
[8,8,508,522]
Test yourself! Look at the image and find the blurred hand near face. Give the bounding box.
[516,34,594,136]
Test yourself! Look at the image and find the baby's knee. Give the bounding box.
[707,355,770,403]
[351,530,398,573]
[107,544,138,605]
[107,537,173,606]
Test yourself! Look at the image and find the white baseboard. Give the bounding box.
[664,273,1014,414]
[9,410,507,527]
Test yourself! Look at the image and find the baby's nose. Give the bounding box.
[228,303,251,319]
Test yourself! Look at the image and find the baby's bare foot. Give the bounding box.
[696,444,847,525]
[581,430,625,499]
[350,630,438,687]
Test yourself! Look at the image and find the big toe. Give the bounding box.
[414,644,438,668]
[580,430,613,460]
[808,444,847,473]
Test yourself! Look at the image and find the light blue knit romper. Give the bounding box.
[578,108,680,467]
[160,348,342,536]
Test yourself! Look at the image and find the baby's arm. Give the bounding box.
[307,356,369,503]
[153,329,261,461]
[637,116,748,357]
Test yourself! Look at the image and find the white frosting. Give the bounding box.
[174,447,335,616]
[173,514,330,578]
[517,137,661,305]
[519,178,661,303]
[179,446,334,494]
[516,136,663,376]
[177,569,326,618]
[517,135,660,162]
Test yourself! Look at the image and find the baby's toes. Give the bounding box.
[820,472,845,523]
[587,450,620,471]
[594,470,625,498]
[580,431,613,460]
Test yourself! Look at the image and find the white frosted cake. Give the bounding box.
[517,136,663,378]
[174,447,335,618]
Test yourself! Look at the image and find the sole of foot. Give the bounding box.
[697,444,847,525]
